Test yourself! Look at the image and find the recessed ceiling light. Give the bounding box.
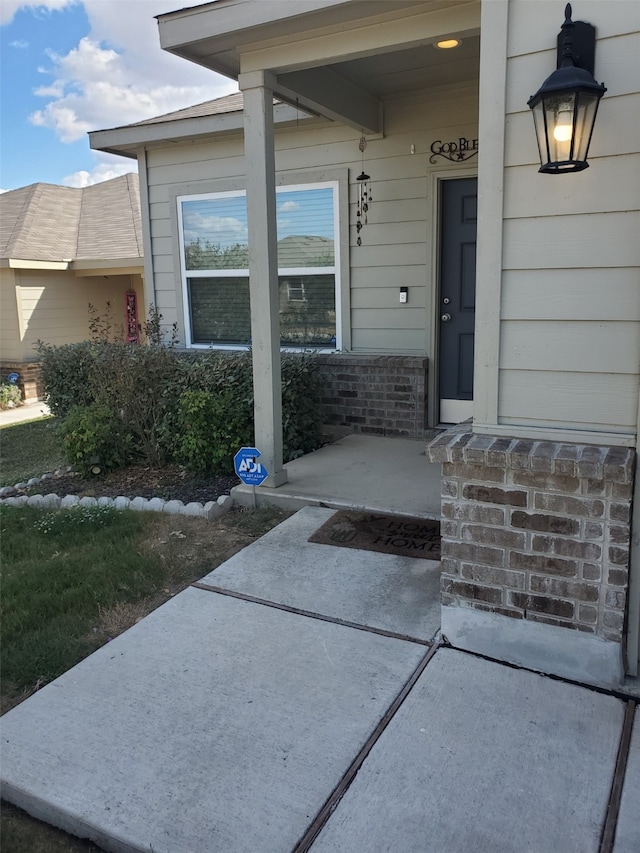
[435,38,461,49]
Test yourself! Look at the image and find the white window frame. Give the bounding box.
[177,181,341,351]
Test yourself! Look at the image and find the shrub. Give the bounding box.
[38,334,323,474]
[59,403,133,476]
[35,340,97,418]
[0,383,22,410]
[281,353,322,459]
[88,343,178,466]
[167,350,322,470]
[173,388,252,475]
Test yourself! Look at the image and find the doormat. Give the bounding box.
[309,510,440,561]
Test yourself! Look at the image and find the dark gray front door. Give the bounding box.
[438,177,477,424]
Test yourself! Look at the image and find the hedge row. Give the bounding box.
[36,341,322,476]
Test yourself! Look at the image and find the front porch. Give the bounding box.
[232,432,443,518]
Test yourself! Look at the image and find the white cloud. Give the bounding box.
[62,157,136,187]
[0,1,77,26]
[278,201,300,212]
[10,38,28,47]
[33,81,64,97]
[13,1,237,143]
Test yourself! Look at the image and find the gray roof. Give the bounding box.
[1,173,142,263]
[128,91,244,127]
[89,93,305,160]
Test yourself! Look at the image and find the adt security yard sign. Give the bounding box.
[234,447,269,486]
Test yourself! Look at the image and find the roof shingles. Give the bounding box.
[1,174,142,263]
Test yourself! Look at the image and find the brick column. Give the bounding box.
[427,429,634,688]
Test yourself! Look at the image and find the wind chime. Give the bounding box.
[356,135,372,246]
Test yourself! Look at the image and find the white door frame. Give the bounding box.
[427,167,478,429]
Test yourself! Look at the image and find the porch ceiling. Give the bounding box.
[157,0,480,134]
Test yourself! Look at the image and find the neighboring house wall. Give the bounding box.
[0,270,144,400]
[0,269,21,363]
[144,86,478,361]
[10,270,143,356]
[1,174,145,400]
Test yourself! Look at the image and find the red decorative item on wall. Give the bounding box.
[125,291,139,344]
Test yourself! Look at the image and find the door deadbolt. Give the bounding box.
[443,297,450,304]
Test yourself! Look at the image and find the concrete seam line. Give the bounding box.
[190,581,433,646]
[292,643,441,853]
[599,699,636,853]
[439,636,640,703]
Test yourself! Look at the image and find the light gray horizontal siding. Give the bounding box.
[351,328,426,352]
[504,153,640,219]
[351,265,425,290]
[499,370,639,432]
[507,0,638,56]
[354,307,427,330]
[150,236,176,258]
[502,212,640,270]
[145,85,477,355]
[501,269,640,321]
[501,321,640,373]
[495,10,640,438]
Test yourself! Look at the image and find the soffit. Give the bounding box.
[158,0,480,133]
[158,1,429,67]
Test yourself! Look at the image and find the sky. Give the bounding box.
[0,0,238,192]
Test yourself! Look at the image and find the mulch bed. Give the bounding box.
[19,464,240,505]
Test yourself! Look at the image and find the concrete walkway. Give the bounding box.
[1,507,638,853]
[0,400,50,427]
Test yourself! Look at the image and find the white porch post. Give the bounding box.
[239,70,287,487]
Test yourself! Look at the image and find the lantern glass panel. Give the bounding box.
[543,93,578,166]
[572,91,600,161]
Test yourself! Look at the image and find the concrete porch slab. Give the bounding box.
[311,648,625,853]
[202,506,442,642]
[0,586,426,853]
[614,705,640,852]
[231,434,442,517]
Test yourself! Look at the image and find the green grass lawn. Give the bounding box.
[0,491,288,851]
[0,418,66,487]
[1,504,164,699]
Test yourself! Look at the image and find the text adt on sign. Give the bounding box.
[234,447,269,487]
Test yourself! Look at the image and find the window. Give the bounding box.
[178,183,339,349]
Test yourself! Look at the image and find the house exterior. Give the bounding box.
[0,174,144,400]
[90,0,640,689]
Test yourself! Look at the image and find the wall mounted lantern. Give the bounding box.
[527,3,606,174]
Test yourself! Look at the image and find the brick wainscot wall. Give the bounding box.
[427,429,635,689]
[316,354,428,439]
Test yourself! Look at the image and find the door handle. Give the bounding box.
[441,313,452,322]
